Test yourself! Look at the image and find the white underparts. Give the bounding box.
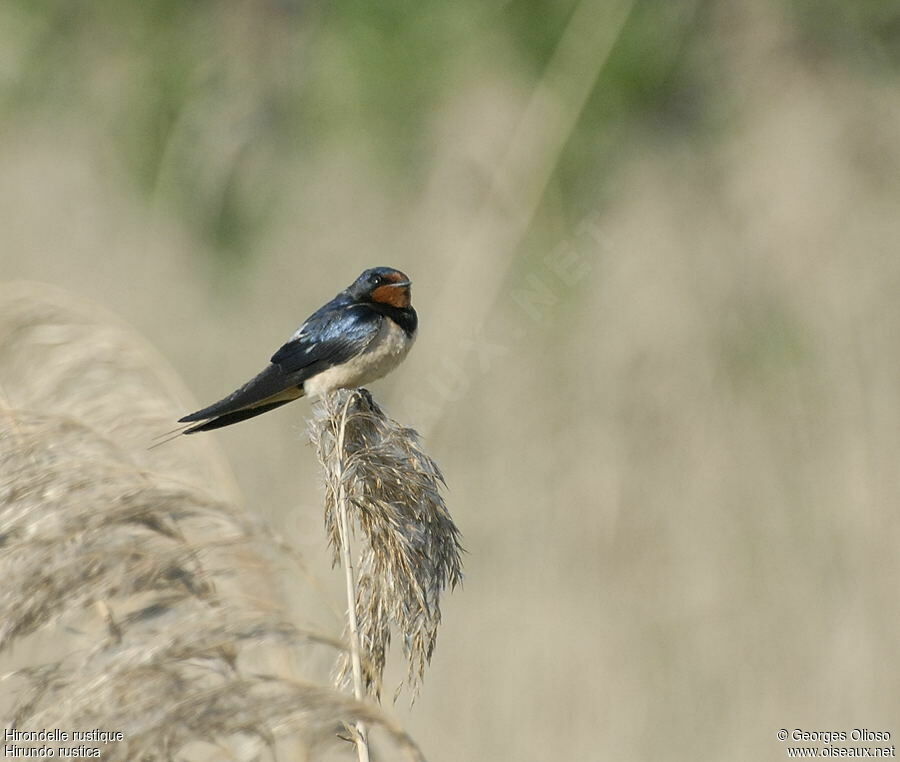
[302,319,415,398]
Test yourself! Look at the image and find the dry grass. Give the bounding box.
[309,389,463,701]
[0,284,424,762]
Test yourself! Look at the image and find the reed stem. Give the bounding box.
[335,391,370,762]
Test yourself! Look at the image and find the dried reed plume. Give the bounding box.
[309,389,463,706]
[0,282,424,762]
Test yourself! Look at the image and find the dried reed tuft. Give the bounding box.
[308,388,463,701]
[0,283,425,762]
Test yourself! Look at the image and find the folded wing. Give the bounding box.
[178,303,380,432]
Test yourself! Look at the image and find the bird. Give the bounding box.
[175,267,417,435]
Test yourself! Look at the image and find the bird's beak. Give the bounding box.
[387,280,411,288]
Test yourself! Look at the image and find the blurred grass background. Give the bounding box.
[2,0,900,759]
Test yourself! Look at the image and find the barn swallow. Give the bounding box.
[177,267,417,434]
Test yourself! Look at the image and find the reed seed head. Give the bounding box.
[309,388,464,699]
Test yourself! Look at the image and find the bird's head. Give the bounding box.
[349,267,413,308]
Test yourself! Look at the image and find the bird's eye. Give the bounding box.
[371,275,384,286]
